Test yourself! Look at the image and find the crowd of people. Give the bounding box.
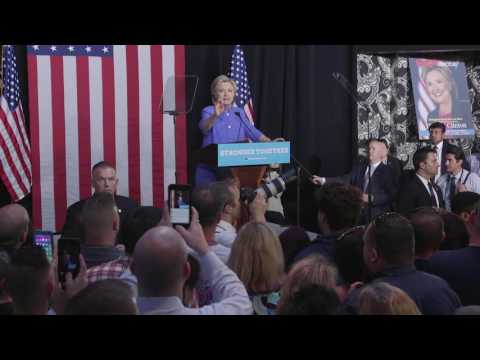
[1,74,480,315]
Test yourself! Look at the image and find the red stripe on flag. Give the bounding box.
[126,45,141,203]
[50,56,67,232]
[11,110,32,180]
[28,55,42,229]
[0,106,28,199]
[0,105,31,186]
[174,45,187,184]
[76,57,92,200]
[151,45,164,207]
[102,56,116,168]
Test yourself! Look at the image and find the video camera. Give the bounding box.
[240,167,297,204]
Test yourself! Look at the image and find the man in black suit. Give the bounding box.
[397,147,445,215]
[61,161,138,242]
[313,139,397,223]
[429,122,457,181]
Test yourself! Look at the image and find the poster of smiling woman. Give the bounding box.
[409,58,475,140]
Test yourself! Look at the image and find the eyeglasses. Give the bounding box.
[337,225,365,242]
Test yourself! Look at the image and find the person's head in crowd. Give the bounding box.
[210,75,237,108]
[183,254,200,308]
[132,226,190,298]
[91,161,118,195]
[210,180,241,228]
[445,145,466,175]
[5,246,54,315]
[454,305,480,315]
[367,139,385,164]
[428,121,447,145]
[451,191,480,223]
[0,204,30,259]
[191,184,225,241]
[407,207,444,259]
[358,282,421,315]
[64,279,138,315]
[276,285,340,315]
[227,222,284,294]
[278,254,341,309]
[121,206,163,256]
[80,192,119,246]
[363,212,415,275]
[0,258,13,314]
[278,226,311,272]
[314,183,363,235]
[413,147,439,180]
[436,209,469,250]
[334,226,368,285]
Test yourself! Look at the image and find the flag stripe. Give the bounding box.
[76,57,92,200]
[27,54,42,229]
[174,45,187,184]
[102,56,116,167]
[113,45,129,197]
[162,45,176,198]
[50,56,67,231]
[37,55,55,232]
[63,56,80,208]
[126,45,141,203]
[0,100,31,188]
[151,45,164,208]
[138,45,153,206]
[16,104,31,153]
[89,57,104,170]
[11,109,32,178]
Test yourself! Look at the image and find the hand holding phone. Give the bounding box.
[57,237,81,286]
[33,231,54,263]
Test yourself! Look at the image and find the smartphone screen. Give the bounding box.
[57,237,81,284]
[168,184,191,226]
[34,231,54,263]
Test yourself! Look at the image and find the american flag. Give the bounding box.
[228,45,255,124]
[0,45,32,202]
[27,45,187,232]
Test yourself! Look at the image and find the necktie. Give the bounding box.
[428,181,438,207]
[449,176,457,202]
[363,167,371,192]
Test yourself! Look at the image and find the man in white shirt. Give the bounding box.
[133,208,253,315]
[437,145,480,211]
[212,180,241,249]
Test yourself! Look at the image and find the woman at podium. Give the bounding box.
[196,75,270,186]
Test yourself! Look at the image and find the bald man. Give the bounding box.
[0,204,30,262]
[132,209,252,315]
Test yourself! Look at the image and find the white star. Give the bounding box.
[102,47,109,53]
[68,46,75,52]
[85,46,92,52]
[50,46,57,52]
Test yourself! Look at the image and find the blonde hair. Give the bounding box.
[277,254,338,312]
[358,282,421,315]
[227,222,284,293]
[210,75,237,101]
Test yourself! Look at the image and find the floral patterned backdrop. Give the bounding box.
[356,53,480,169]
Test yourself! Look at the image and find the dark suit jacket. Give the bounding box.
[61,194,138,241]
[327,162,397,220]
[397,174,445,215]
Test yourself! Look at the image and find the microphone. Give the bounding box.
[332,72,362,104]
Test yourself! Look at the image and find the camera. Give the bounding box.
[240,167,297,204]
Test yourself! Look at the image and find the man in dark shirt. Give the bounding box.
[357,212,460,315]
[61,161,138,243]
[426,200,480,306]
[294,183,363,263]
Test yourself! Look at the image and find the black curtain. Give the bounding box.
[186,45,356,182]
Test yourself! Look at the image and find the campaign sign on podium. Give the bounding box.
[217,142,291,167]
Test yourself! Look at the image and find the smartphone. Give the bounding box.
[33,231,54,263]
[57,237,81,285]
[168,184,192,226]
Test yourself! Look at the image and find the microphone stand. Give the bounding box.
[289,153,314,226]
[332,72,374,223]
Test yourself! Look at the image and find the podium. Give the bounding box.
[193,141,291,188]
